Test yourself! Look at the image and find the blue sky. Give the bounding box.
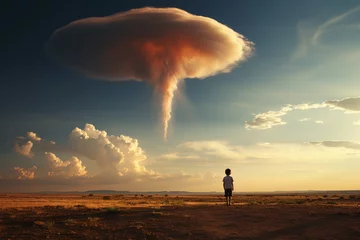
[1,0,360,192]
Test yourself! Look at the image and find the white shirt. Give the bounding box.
[223,175,234,189]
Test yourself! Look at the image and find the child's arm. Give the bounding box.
[223,181,225,190]
[231,178,234,191]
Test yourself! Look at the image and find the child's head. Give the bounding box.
[225,168,231,176]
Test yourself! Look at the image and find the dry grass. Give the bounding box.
[1,193,360,240]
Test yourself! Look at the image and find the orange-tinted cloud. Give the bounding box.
[48,7,253,139]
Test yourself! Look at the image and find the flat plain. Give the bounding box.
[1,193,360,240]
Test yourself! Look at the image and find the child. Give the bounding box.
[223,168,234,206]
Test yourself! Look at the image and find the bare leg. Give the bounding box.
[229,196,231,205]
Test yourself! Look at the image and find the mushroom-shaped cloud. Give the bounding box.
[48,7,254,140]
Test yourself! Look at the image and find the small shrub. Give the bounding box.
[45,221,54,229]
[323,195,328,198]
[140,194,144,197]
[74,204,86,208]
[134,194,138,197]
[162,198,184,206]
[326,201,337,205]
[248,201,260,205]
[104,207,120,213]
[152,211,170,216]
[65,218,75,224]
[148,195,152,198]
[339,196,345,200]
[88,217,100,221]
[349,195,356,199]
[88,194,94,197]
[164,194,168,197]
[103,196,111,200]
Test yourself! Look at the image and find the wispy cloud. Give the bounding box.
[179,141,243,160]
[245,97,360,130]
[162,140,358,165]
[245,106,292,130]
[158,152,200,160]
[294,5,360,58]
[353,120,360,125]
[325,97,360,113]
[307,141,360,150]
[312,5,360,44]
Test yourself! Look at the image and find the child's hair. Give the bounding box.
[225,168,231,175]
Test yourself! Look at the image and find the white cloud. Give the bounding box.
[293,103,326,110]
[13,132,56,158]
[14,141,34,158]
[27,132,41,142]
[245,97,360,130]
[7,124,163,187]
[69,124,157,178]
[45,152,87,178]
[325,97,360,113]
[299,118,310,122]
[245,110,287,130]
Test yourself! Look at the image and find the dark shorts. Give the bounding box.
[224,188,232,197]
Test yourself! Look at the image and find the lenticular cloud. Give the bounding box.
[48,7,254,140]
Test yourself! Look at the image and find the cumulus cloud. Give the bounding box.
[69,124,157,177]
[45,152,87,178]
[14,141,34,158]
[48,7,253,140]
[27,132,41,142]
[12,166,37,180]
[8,124,162,187]
[245,97,360,130]
[13,132,56,158]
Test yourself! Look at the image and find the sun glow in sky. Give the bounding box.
[1,0,360,192]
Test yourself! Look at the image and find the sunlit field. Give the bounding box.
[1,193,359,239]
